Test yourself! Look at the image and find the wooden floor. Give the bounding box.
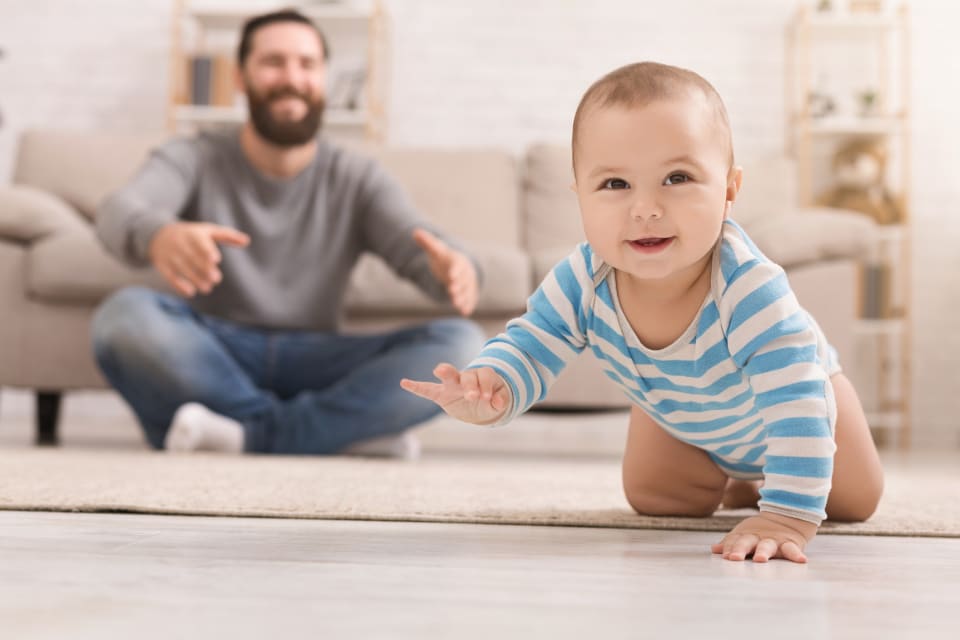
[0,510,958,640]
[2,397,959,638]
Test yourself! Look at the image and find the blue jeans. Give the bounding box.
[91,287,486,454]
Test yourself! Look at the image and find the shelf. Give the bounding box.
[800,12,898,34]
[855,317,904,337]
[190,5,369,30]
[866,410,904,430]
[797,115,905,136]
[173,104,368,127]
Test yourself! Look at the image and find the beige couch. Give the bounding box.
[0,130,878,445]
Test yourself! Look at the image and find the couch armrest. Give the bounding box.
[0,185,90,243]
[743,207,879,269]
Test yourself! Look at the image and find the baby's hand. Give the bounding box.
[400,364,511,425]
[711,512,818,563]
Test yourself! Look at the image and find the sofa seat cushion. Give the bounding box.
[345,243,530,317]
[25,229,165,304]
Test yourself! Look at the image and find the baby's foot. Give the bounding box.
[342,432,421,460]
[164,403,245,454]
[721,479,762,509]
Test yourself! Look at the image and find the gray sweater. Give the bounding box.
[96,128,473,331]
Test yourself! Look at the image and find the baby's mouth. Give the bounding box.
[627,236,675,253]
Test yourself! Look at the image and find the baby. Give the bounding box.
[402,62,884,563]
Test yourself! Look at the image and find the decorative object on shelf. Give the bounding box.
[807,72,837,119]
[815,137,903,225]
[817,0,833,12]
[849,0,885,13]
[327,67,367,111]
[857,87,879,117]
[807,89,837,118]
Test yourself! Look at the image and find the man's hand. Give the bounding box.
[413,229,479,316]
[149,222,250,297]
[712,512,819,563]
[401,364,510,425]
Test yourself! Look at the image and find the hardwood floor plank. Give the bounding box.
[1,512,958,639]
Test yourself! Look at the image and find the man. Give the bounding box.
[92,9,485,458]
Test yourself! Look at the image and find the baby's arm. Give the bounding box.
[402,244,595,425]
[401,364,511,425]
[717,260,836,561]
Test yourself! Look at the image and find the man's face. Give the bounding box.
[241,22,326,147]
[573,95,739,283]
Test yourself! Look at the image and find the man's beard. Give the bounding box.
[246,85,324,147]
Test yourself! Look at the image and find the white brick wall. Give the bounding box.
[0,0,958,445]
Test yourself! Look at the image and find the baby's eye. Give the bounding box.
[601,178,630,190]
[663,172,691,186]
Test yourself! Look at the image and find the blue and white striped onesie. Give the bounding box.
[469,220,839,525]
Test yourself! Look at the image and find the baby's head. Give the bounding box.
[571,62,742,283]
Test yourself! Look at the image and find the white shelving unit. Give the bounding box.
[167,0,389,142]
[786,2,912,447]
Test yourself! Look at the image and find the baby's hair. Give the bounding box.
[572,61,734,173]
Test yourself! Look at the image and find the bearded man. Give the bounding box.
[92,9,484,457]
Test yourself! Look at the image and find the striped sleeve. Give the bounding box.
[719,255,836,526]
[466,244,592,424]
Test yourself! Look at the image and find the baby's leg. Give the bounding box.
[622,406,728,517]
[825,373,884,521]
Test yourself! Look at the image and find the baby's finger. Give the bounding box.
[476,368,502,400]
[726,534,758,562]
[778,541,808,564]
[491,387,510,412]
[399,378,445,403]
[433,363,461,384]
[459,368,481,401]
[752,538,779,563]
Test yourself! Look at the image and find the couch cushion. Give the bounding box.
[360,147,522,248]
[0,185,89,242]
[344,243,529,317]
[14,130,166,221]
[746,207,878,268]
[522,144,585,254]
[25,228,166,304]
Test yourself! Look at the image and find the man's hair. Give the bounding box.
[237,9,330,67]
[571,61,734,171]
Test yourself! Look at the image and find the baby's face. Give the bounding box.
[574,95,740,284]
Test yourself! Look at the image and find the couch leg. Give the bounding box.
[36,391,62,447]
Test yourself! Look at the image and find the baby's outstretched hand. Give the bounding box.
[711,512,818,563]
[400,364,510,425]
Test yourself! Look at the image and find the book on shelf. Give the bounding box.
[184,54,237,107]
[861,263,892,319]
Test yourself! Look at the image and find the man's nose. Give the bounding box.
[278,61,308,86]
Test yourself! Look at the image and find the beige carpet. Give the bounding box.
[0,448,956,537]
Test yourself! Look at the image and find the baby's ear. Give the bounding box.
[726,166,744,203]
